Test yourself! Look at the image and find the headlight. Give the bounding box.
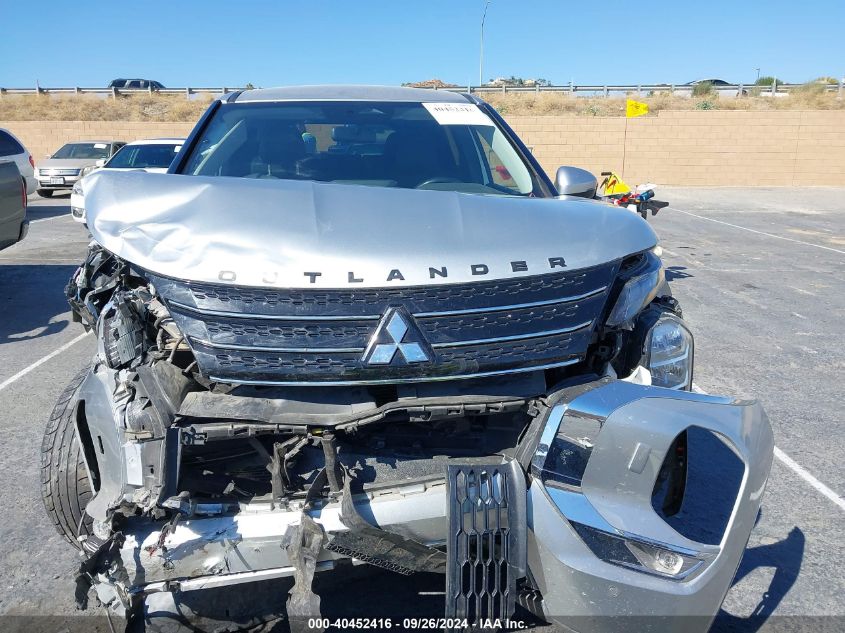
[645,314,693,390]
[72,181,84,196]
[606,253,664,328]
[79,165,96,178]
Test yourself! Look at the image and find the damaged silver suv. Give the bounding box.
[46,86,773,632]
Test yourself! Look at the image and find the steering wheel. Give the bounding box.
[416,176,462,188]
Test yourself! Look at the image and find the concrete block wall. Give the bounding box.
[2,110,844,186]
[508,110,845,186]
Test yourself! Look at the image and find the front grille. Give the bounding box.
[149,261,618,385]
[38,168,80,176]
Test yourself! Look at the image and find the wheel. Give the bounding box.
[37,189,54,198]
[41,366,94,549]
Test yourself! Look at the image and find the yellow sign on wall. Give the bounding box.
[626,99,649,118]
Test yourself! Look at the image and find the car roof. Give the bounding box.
[61,140,122,145]
[685,78,731,85]
[232,84,470,104]
[123,138,185,146]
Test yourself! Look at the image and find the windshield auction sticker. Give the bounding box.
[423,102,494,126]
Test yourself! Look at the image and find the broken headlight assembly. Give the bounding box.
[605,251,664,328]
[530,402,708,580]
[644,313,694,390]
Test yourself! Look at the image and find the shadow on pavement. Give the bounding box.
[0,264,76,344]
[665,265,694,282]
[714,527,805,633]
[25,200,71,221]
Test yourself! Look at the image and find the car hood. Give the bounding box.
[84,171,658,289]
[37,158,98,170]
[101,167,170,174]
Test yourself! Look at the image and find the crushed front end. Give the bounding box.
[56,231,773,632]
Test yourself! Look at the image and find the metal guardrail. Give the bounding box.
[0,87,236,99]
[440,81,844,97]
[0,82,842,98]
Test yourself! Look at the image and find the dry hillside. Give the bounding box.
[0,87,842,122]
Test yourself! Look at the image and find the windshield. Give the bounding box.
[52,143,111,159]
[181,101,544,196]
[106,143,181,169]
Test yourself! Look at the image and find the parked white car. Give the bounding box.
[70,138,184,223]
[0,128,36,195]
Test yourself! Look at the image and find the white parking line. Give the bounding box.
[673,209,845,255]
[693,383,845,512]
[773,446,845,512]
[0,331,90,393]
[29,215,68,224]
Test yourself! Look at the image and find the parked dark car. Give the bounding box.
[107,79,165,90]
[0,160,27,250]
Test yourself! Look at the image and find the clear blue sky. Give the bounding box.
[1,0,842,87]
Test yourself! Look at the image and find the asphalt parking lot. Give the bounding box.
[0,188,843,631]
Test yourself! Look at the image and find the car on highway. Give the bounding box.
[0,160,27,250]
[35,141,125,198]
[70,138,184,223]
[680,78,748,97]
[49,85,774,632]
[0,128,36,195]
[107,78,165,90]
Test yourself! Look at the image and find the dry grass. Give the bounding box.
[0,90,842,121]
[482,90,845,116]
[0,94,214,121]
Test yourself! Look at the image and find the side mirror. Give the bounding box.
[95,159,106,167]
[555,166,598,198]
[44,153,52,159]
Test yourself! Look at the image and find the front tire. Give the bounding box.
[37,189,54,198]
[41,366,94,549]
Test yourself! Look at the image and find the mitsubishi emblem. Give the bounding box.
[362,308,432,365]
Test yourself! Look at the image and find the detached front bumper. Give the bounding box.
[529,382,774,632]
[82,380,773,630]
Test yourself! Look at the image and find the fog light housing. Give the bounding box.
[573,522,705,579]
[645,314,693,390]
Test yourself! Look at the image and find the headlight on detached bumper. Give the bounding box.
[571,522,705,579]
[645,314,694,390]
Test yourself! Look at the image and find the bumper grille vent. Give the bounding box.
[445,461,526,627]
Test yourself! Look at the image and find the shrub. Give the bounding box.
[692,81,714,96]
[695,100,716,110]
[581,103,604,116]
[793,81,827,95]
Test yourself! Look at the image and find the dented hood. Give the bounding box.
[84,171,657,288]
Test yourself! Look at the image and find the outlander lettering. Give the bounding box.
[213,257,568,286]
